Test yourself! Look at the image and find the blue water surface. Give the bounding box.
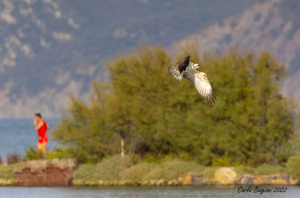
[0,186,300,198]
[0,119,59,160]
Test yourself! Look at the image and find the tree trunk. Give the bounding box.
[121,137,124,157]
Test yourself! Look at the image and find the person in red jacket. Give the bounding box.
[33,113,50,154]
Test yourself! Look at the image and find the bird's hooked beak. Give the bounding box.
[194,63,202,69]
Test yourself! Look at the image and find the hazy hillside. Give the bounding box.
[174,0,300,98]
[0,0,262,118]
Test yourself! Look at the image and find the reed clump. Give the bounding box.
[6,153,22,165]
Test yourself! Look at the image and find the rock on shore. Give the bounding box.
[14,158,77,186]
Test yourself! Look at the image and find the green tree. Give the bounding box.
[52,44,298,165]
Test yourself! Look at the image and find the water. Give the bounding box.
[0,119,59,160]
[0,186,299,198]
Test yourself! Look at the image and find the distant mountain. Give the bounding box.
[174,0,300,98]
[0,0,263,118]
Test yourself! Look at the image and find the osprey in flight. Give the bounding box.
[168,55,216,103]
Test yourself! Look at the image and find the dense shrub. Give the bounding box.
[0,163,26,181]
[285,155,300,177]
[73,164,97,185]
[234,164,285,175]
[144,154,174,164]
[212,154,245,167]
[24,147,74,160]
[73,155,133,184]
[256,164,285,175]
[46,148,74,159]
[143,160,205,181]
[0,166,15,181]
[120,162,156,182]
[94,155,132,181]
[72,158,290,186]
[234,166,257,175]
[202,167,219,185]
[212,155,230,167]
[73,159,206,185]
[24,147,44,160]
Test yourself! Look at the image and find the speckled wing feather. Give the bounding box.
[183,71,216,103]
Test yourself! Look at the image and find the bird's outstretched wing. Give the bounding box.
[183,71,216,103]
[176,55,190,73]
[168,55,191,81]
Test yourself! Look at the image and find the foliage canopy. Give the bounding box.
[52,44,298,165]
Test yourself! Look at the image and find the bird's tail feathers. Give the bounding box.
[168,66,182,81]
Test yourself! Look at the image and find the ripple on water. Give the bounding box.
[0,186,299,198]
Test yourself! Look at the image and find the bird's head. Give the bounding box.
[193,63,201,69]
